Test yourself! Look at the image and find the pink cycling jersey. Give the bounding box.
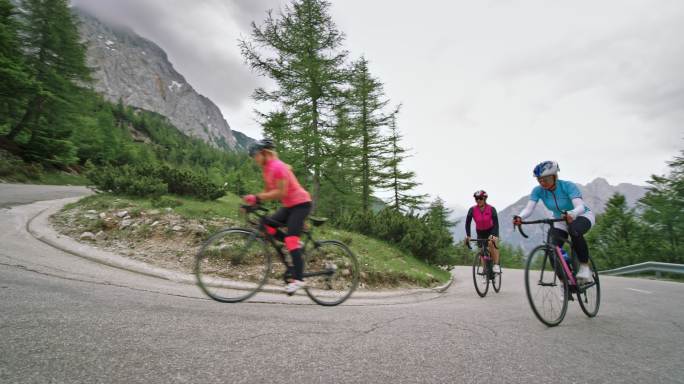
[262,158,311,207]
[472,204,494,231]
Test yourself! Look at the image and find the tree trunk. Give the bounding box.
[6,96,44,140]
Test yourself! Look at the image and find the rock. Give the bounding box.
[99,212,107,219]
[80,232,96,241]
[116,210,128,218]
[83,214,97,220]
[164,208,173,213]
[102,218,117,230]
[151,221,160,227]
[87,210,97,214]
[172,225,183,232]
[188,223,207,235]
[120,219,134,229]
[95,231,107,240]
[148,209,160,215]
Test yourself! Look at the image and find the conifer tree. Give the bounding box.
[239,0,347,209]
[6,0,90,165]
[348,56,398,211]
[0,0,33,136]
[379,115,427,213]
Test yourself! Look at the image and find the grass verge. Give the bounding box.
[58,193,450,288]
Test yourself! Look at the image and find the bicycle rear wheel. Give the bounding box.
[525,245,568,327]
[304,240,359,306]
[492,266,502,293]
[472,254,489,297]
[195,228,271,303]
[577,255,601,317]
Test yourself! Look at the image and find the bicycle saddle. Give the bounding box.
[309,216,328,227]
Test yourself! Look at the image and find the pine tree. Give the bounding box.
[318,103,363,216]
[6,0,90,166]
[239,0,347,210]
[425,196,457,230]
[587,193,645,268]
[348,56,398,211]
[379,115,427,213]
[0,0,33,137]
[639,149,684,263]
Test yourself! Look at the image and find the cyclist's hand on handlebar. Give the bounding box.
[513,216,522,226]
[465,236,471,244]
[562,212,574,224]
[242,194,258,206]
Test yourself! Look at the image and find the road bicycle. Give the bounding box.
[515,218,600,326]
[195,204,359,306]
[466,238,502,297]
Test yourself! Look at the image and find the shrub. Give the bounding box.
[334,208,459,265]
[87,164,226,200]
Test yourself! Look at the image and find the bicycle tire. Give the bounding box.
[304,240,359,306]
[492,265,502,293]
[195,228,271,303]
[577,255,601,317]
[525,245,569,327]
[473,253,489,297]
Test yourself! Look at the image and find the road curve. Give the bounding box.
[1,184,682,383]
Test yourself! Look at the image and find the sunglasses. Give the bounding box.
[475,197,485,201]
[537,175,554,184]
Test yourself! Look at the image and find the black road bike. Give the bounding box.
[466,238,502,297]
[195,205,359,306]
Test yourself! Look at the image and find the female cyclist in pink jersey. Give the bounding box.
[242,139,312,294]
[465,190,501,272]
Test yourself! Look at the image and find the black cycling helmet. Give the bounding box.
[248,138,275,157]
[473,190,488,199]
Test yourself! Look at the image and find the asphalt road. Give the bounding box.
[1,184,683,383]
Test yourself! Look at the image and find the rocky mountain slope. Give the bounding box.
[76,8,252,151]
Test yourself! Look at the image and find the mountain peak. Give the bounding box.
[585,177,611,187]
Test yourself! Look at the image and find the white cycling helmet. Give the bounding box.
[533,161,559,178]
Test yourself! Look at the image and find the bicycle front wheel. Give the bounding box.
[304,240,359,306]
[525,245,568,327]
[195,228,271,303]
[577,255,601,317]
[492,266,502,293]
[473,254,489,297]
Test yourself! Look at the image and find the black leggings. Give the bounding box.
[550,216,592,263]
[261,202,312,238]
[260,202,312,281]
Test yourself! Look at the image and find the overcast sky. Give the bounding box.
[72,0,683,213]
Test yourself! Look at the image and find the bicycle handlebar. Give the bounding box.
[513,217,566,239]
[465,238,498,250]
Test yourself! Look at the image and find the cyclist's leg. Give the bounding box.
[568,216,592,263]
[284,202,312,282]
[549,227,569,277]
[569,216,593,281]
[261,208,288,242]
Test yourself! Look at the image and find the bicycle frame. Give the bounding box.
[467,238,496,278]
[516,218,577,286]
[243,205,335,280]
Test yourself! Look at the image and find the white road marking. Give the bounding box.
[626,288,653,294]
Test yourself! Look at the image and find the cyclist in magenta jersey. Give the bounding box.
[242,139,312,294]
[465,190,501,273]
[512,161,594,282]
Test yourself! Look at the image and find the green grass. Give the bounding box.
[64,192,450,287]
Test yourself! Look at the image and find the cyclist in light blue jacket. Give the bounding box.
[513,161,594,282]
